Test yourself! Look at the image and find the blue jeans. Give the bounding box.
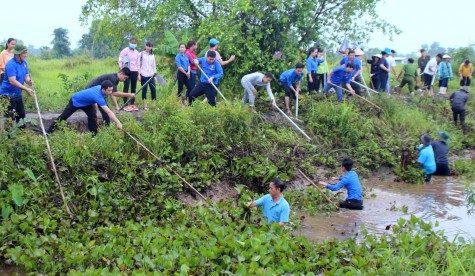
[323,82,343,102]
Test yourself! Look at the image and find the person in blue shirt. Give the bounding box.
[46,80,122,135]
[188,51,223,106]
[319,158,364,210]
[339,49,363,96]
[323,63,356,102]
[0,44,35,127]
[416,134,437,183]
[175,43,191,105]
[306,47,324,94]
[280,62,304,115]
[248,178,290,227]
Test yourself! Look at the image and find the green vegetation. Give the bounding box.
[1,55,474,273]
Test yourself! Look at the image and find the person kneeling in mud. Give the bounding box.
[318,158,364,210]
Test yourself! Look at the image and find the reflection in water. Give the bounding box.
[295,177,475,242]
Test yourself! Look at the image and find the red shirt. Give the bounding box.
[185,49,197,73]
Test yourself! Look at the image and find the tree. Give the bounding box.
[78,21,116,58]
[51,28,72,58]
[80,0,400,83]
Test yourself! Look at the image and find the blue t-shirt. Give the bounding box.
[175,53,190,71]
[255,194,290,225]
[326,170,363,200]
[195,57,223,85]
[417,145,436,174]
[0,57,29,98]
[72,85,107,108]
[306,56,324,73]
[339,56,362,72]
[279,69,304,86]
[330,66,353,85]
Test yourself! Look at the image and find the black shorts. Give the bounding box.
[422,73,433,87]
[281,82,297,99]
[339,199,363,210]
[461,77,471,86]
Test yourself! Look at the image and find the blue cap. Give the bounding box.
[209,38,220,45]
[382,48,391,54]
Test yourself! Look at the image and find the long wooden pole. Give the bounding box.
[122,130,209,203]
[332,83,384,111]
[298,169,338,208]
[32,89,74,220]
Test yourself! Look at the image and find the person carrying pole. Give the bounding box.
[247,178,290,227]
[340,49,363,96]
[323,63,356,102]
[396,58,419,95]
[318,158,364,210]
[422,53,442,96]
[188,51,223,106]
[279,62,304,115]
[47,80,123,135]
[367,54,382,90]
[241,72,275,110]
[0,44,34,129]
[85,68,133,124]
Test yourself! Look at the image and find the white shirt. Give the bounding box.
[241,72,274,100]
[423,58,438,75]
[386,56,396,68]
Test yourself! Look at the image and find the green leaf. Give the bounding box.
[9,184,25,207]
[2,204,13,220]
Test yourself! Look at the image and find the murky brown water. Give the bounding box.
[295,177,475,242]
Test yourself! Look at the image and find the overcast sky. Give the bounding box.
[1,0,473,54]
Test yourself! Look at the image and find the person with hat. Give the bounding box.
[367,54,382,90]
[396,58,419,95]
[449,87,469,134]
[422,53,443,96]
[339,50,363,96]
[458,59,473,91]
[0,38,16,87]
[206,38,235,67]
[431,132,450,176]
[437,55,453,94]
[0,44,34,127]
[418,49,431,76]
[241,72,275,109]
[379,49,391,92]
[416,134,436,183]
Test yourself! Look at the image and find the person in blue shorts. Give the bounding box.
[248,178,290,227]
[319,158,364,210]
[47,80,122,135]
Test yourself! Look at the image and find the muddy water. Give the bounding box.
[295,177,475,242]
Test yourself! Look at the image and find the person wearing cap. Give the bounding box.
[378,49,391,92]
[0,44,34,127]
[396,58,419,95]
[431,132,450,176]
[279,62,305,115]
[188,50,223,106]
[367,54,382,90]
[416,134,436,183]
[0,38,16,87]
[339,49,363,96]
[206,38,235,67]
[241,72,275,109]
[459,59,473,91]
[323,63,356,102]
[306,47,324,94]
[418,49,431,76]
[118,37,140,111]
[422,53,443,96]
[385,49,397,92]
[437,55,453,94]
[449,88,469,134]
[47,80,122,135]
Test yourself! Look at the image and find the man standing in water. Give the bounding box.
[318,158,364,210]
[416,134,436,183]
[247,178,290,227]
